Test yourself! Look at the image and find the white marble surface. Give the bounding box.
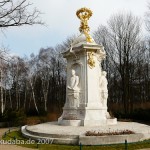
[58,34,117,126]
[26,122,150,137]
[71,33,96,48]
[22,121,150,145]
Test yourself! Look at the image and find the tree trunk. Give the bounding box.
[42,79,49,112]
[30,78,39,114]
[9,89,12,109]
[0,70,4,115]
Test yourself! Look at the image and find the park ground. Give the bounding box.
[0,128,32,150]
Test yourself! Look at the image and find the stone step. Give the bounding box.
[26,127,78,139]
[21,126,78,145]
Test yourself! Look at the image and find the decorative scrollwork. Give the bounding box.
[87,52,95,69]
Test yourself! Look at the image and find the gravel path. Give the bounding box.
[0,128,34,150]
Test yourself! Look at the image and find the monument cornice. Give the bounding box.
[62,43,105,58]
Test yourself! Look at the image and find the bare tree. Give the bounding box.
[0,0,43,28]
[94,13,142,114]
[38,46,66,112]
[145,2,150,32]
[0,65,4,115]
[0,49,8,114]
[27,54,39,114]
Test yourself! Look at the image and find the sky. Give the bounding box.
[0,0,149,57]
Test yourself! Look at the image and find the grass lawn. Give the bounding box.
[2,130,150,150]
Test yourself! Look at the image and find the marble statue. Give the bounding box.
[100,71,108,107]
[67,69,80,107]
[67,69,80,91]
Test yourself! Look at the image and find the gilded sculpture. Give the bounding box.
[87,52,95,68]
[76,7,94,43]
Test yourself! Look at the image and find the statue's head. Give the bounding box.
[102,71,107,76]
[71,69,76,75]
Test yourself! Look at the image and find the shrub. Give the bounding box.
[0,109,27,127]
[114,108,150,122]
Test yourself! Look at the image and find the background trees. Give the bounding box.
[0,3,150,121]
[0,47,66,117]
[94,12,150,117]
[145,3,150,32]
[94,13,143,114]
[0,0,43,117]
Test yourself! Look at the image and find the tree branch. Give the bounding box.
[0,0,44,28]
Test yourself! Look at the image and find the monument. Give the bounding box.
[58,7,117,126]
[21,8,150,145]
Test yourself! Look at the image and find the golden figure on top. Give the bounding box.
[76,8,94,43]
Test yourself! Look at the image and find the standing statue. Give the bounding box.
[99,71,108,107]
[67,69,80,107]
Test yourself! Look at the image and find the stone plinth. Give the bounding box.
[58,34,117,126]
[21,122,150,145]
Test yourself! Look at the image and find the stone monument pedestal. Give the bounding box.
[58,37,117,126]
[58,7,117,126]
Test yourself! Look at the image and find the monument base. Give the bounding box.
[58,119,117,126]
[107,118,117,125]
[58,118,82,126]
[21,121,150,145]
[58,106,117,126]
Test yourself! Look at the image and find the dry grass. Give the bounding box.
[26,112,61,125]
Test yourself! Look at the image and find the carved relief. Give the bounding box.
[63,114,78,120]
[96,46,106,62]
[67,92,80,107]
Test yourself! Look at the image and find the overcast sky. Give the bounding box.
[0,0,149,57]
